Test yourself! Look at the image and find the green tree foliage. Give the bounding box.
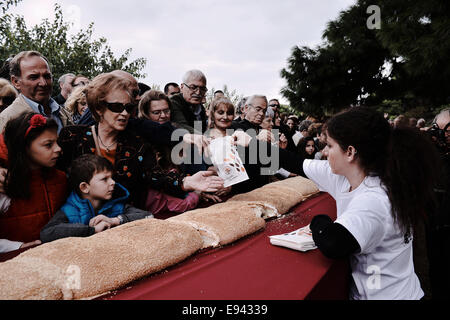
[0,2,147,95]
[376,0,450,107]
[281,0,450,117]
[0,0,21,36]
[0,0,20,13]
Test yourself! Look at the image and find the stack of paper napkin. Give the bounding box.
[269,225,317,252]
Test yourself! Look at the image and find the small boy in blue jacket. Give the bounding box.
[41,154,153,243]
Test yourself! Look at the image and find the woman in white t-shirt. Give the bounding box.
[304,107,440,300]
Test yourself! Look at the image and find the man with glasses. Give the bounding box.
[229,95,305,194]
[231,95,273,140]
[0,51,72,133]
[169,70,208,134]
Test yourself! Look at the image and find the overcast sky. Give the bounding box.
[9,0,356,104]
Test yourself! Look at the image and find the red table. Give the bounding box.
[98,192,350,300]
[0,192,349,300]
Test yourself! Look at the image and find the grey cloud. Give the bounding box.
[12,0,356,103]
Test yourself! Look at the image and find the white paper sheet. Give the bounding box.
[269,225,317,252]
[208,136,249,188]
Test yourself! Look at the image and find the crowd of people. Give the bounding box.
[0,50,448,300]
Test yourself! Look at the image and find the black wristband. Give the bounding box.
[310,214,333,233]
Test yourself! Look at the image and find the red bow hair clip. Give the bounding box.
[25,114,47,138]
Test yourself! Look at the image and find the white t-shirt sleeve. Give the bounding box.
[335,193,388,254]
[303,159,340,197]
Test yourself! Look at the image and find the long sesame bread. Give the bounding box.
[0,176,318,300]
[268,176,320,199]
[168,201,266,249]
[0,218,203,300]
[229,176,319,215]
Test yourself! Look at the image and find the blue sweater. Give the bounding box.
[62,183,130,225]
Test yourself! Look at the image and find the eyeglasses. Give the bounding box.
[150,109,171,116]
[269,104,280,108]
[183,83,208,94]
[0,95,16,106]
[101,101,137,114]
[248,104,266,114]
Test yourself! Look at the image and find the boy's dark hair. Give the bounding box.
[68,154,114,197]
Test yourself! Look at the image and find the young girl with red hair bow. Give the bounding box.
[0,112,67,253]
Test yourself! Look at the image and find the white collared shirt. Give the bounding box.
[21,94,64,133]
